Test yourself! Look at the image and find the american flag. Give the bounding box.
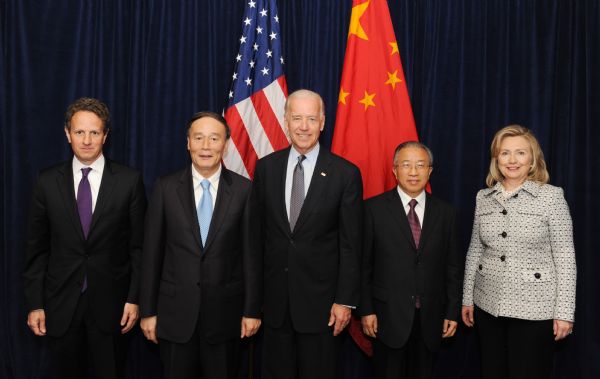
[223,0,289,178]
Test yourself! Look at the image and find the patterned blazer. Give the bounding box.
[462,181,576,322]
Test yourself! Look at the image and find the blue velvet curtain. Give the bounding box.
[1,0,598,378]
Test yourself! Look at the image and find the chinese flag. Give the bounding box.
[332,0,420,356]
[332,0,419,199]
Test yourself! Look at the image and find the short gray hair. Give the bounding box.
[284,89,325,117]
[393,141,434,166]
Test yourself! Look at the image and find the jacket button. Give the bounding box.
[501,231,507,238]
[196,282,201,287]
[534,273,541,279]
[284,267,288,272]
[500,255,506,262]
[501,209,507,215]
[478,264,483,270]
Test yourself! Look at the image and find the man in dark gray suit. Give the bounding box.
[24,97,146,378]
[252,89,363,379]
[360,141,462,379]
[140,111,261,379]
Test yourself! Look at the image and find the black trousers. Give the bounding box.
[48,291,130,379]
[159,319,240,379]
[475,306,554,379]
[372,309,434,379]
[262,308,341,379]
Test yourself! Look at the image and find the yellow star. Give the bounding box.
[358,91,376,110]
[389,42,399,55]
[348,1,370,40]
[385,70,403,90]
[339,87,350,105]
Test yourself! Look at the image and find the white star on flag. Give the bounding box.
[223,0,289,178]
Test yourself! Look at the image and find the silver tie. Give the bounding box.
[289,155,306,231]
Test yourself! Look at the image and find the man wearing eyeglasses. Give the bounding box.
[359,141,462,379]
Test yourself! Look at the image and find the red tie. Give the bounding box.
[408,199,421,308]
[407,199,421,248]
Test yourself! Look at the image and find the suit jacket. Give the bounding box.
[462,181,576,322]
[359,189,462,351]
[252,147,363,333]
[23,159,146,337]
[139,166,261,344]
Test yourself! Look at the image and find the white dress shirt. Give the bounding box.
[285,144,320,219]
[72,154,105,212]
[396,187,427,225]
[192,164,221,209]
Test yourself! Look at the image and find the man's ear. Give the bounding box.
[64,127,72,143]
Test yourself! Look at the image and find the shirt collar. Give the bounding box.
[191,164,222,188]
[72,154,105,173]
[396,186,427,208]
[484,180,541,197]
[289,143,320,164]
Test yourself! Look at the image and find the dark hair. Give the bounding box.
[187,111,231,139]
[64,97,110,132]
[393,141,434,166]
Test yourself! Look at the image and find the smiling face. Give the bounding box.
[392,146,433,198]
[64,111,108,165]
[496,135,533,187]
[187,116,228,177]
[285,95,324,155]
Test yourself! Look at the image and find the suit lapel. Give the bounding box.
[176,167,203,251]
[88,160,117,236]
[418,194,439,252]
[276,148,292,234]
[56,161,85,240]
[292,148,332,233]
[385,189,417,250]
[203,169,232,251]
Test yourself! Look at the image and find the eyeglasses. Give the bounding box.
[396,162,430,171]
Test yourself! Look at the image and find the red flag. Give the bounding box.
[332,0,421,356]
[332,0,419,199]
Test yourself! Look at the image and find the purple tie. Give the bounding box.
[407,199,421,248]
[408,199,421,308]
[77,167,92,292]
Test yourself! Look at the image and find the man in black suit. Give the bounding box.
[139,111,261,379]
[252,89,363,379]
[359,141,462,379]
[23,97,146,378]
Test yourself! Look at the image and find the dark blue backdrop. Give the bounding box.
[2,0,599,378]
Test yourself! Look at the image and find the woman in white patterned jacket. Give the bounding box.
[461,125,576,379]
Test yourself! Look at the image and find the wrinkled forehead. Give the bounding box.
[286,96,323,116]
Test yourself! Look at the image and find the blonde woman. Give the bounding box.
[462,125,576,379]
